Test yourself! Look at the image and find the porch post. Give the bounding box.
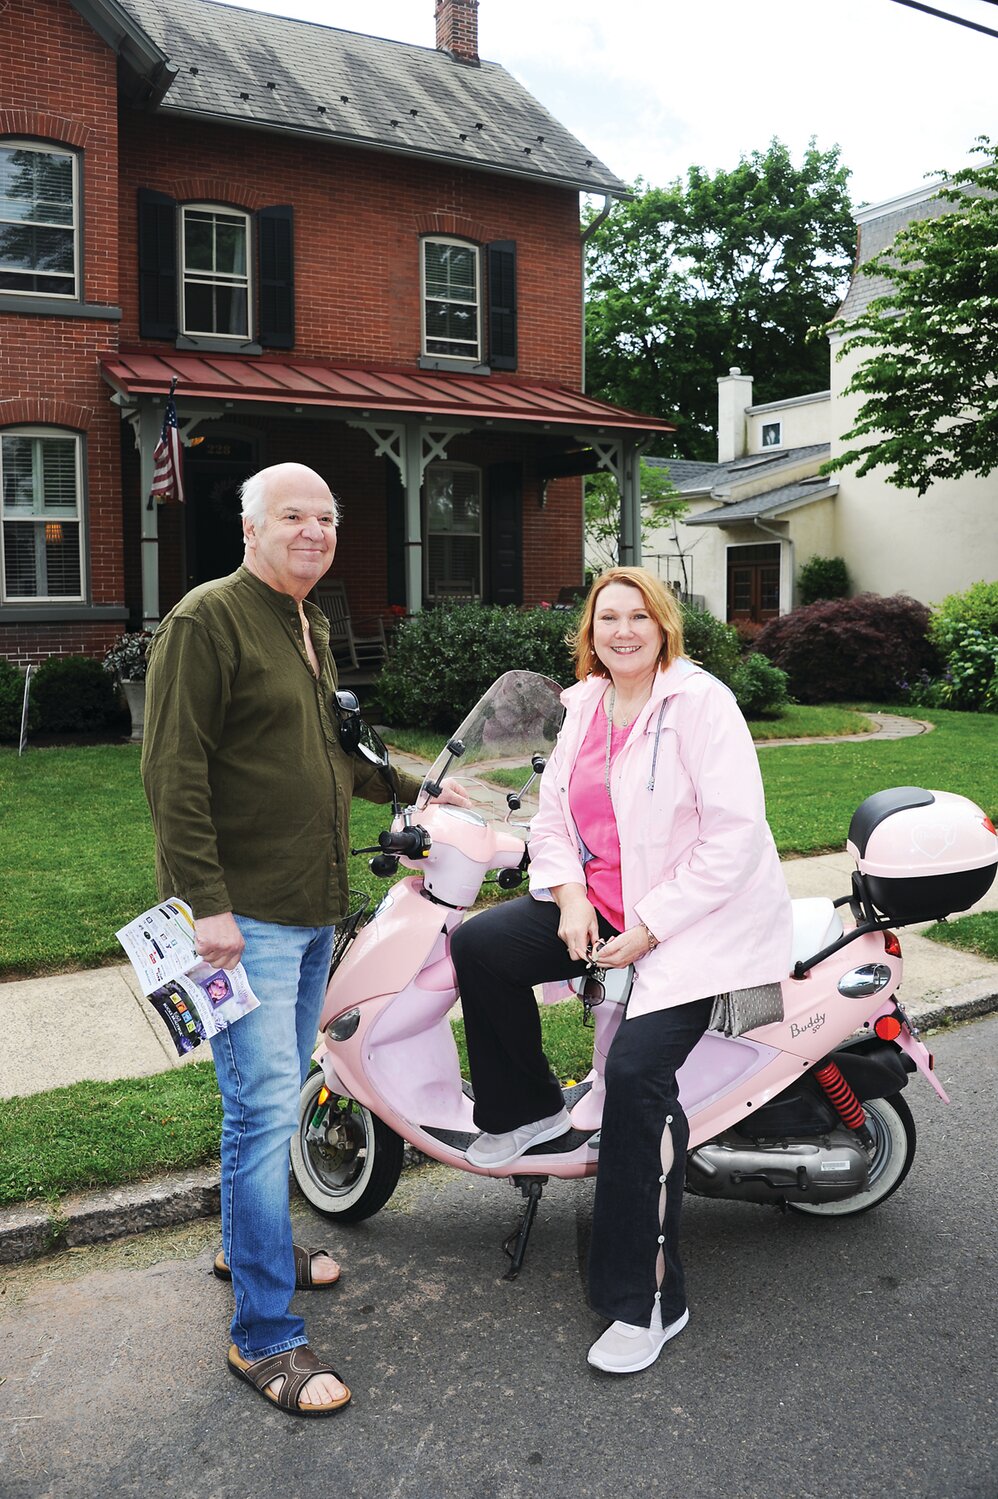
[138,402,161,629]
[619,439,642,566]
[403,419,423,613]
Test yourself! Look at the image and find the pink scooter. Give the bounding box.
[291,672,998,1275]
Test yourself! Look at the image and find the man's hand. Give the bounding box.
[431,777,473,809]
[194,911,245,970]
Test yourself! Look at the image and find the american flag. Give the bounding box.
[149,378,184,505]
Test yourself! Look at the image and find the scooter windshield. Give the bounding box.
[416,670,565,808]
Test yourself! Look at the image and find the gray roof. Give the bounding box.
[837,186,957,322]
[646,443,830,496]
[685,475,837,527]
[115,0,626,194]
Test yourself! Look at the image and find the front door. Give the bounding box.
[184,434,258,587]
[727,542,780,624]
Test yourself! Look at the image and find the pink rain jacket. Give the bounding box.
[528,658,793,1018]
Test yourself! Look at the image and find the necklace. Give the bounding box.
[604,688,620,795]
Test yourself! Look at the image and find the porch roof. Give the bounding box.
[100,353,673,435]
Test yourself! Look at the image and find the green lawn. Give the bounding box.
[2,706,996,976]
[924,911,998,961]
[0,1002,595,1207]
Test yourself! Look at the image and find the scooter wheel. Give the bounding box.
[787,1093,916,1218]
[291,1070,405,1223]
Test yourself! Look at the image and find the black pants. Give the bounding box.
[451,896,712,1326]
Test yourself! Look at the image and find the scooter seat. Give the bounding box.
[790,897,844,967]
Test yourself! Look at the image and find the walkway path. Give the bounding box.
[753,711,934,748]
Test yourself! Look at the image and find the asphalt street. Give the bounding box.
[1,1016,995,1499]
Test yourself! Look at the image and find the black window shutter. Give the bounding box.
[487,461,522,606]
[258,205,295,349]
[486,241,517,371]
[138,189,178,340]
[386,459,406,607]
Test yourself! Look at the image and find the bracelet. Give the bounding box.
[642,924,658,952]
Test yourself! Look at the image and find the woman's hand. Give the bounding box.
[595,924,657,969]
[552,885,600,962]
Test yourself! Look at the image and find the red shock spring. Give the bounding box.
[814,1062,866,1130]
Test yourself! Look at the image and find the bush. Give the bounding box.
[30,653,121,733]
[680,605,741,685]
[0,658,36,742]
[730,652,790,718]
[927,580,998,711]
[376,604,578,730]
[756,593,939,704]
[797,555,850,605]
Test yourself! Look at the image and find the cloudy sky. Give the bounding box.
[218,0,996,208]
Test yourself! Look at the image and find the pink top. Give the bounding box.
[569,699,635,931]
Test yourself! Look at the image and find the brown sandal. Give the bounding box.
[213,1244,341,1288]
[228,1343,351,1417]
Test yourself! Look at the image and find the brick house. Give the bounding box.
[1,0,668,668]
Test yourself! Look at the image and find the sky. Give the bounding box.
[216,0,997,209]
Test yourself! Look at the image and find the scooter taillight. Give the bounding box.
[883,930,902,958]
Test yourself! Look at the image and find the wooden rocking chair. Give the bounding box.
[312,579,388,673]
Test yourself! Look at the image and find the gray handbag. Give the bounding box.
[709,981,784,1037]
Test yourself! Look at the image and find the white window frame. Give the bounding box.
[0,140,79,300]
[180,203,253,340]
[0,428,85,603]
[421,236,482,363]
[761,420,783,449]
[424,462,483,602]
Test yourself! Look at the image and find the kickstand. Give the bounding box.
[502,1176,547,1281]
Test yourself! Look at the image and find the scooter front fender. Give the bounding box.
[318,878,447,1030]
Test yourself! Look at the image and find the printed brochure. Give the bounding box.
[116,898,259,1056]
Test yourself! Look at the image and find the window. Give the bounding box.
[422,237,481,362]
[425,465,481,601]
[761,421,782,448]
[0,141,78,298]
[139,192,294,348]
[181,205,251,338]
[726,542,780,625]
[1,431,83,601]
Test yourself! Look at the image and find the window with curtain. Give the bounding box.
[181,205,251,337]
[425,465,481,602]
[0,141,78,298]
[422,237,481,361]
[0,431,83,601]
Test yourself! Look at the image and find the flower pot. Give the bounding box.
[122,679,146,742]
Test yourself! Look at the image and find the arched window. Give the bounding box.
[0,429,83,601]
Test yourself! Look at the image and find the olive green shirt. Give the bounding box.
[141,566,422,926]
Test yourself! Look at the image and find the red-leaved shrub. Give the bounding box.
[755,594,939,703]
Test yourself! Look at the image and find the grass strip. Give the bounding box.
[0,1003,594,1207]
[923,911,998,961]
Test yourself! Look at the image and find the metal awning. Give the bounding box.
[100,353,673,434]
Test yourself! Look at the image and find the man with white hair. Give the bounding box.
[142,462,464,1417]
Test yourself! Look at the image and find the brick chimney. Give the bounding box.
[435,0,480,62]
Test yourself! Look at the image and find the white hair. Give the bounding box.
[239,464,341,529]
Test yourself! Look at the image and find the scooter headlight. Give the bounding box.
[837,963,892,998]
[326,1008,361,1041]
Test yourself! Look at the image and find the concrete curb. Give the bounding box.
[3,990,995,1269]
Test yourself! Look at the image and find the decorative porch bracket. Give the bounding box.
[574,433,645,567]
[351,419,470,614]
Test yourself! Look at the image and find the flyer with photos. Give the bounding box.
[116,898,260,1056]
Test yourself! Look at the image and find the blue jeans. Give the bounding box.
[210,916,335,1360]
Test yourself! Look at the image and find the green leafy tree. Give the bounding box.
[585,140,855,459]
[827,139,998,496]
[585,460,687,573]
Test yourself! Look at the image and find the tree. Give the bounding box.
[827,138,998,496]
[585,141,855,460]
[584,460,687,573]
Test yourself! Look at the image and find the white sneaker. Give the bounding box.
[587,1307,689,1374]
[465,1108,571,1169]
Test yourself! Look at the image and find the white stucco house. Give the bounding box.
[632,180,998,625]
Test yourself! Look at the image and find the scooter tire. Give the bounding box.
[291,1071,405,1224]
[787,1092,916,1218]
